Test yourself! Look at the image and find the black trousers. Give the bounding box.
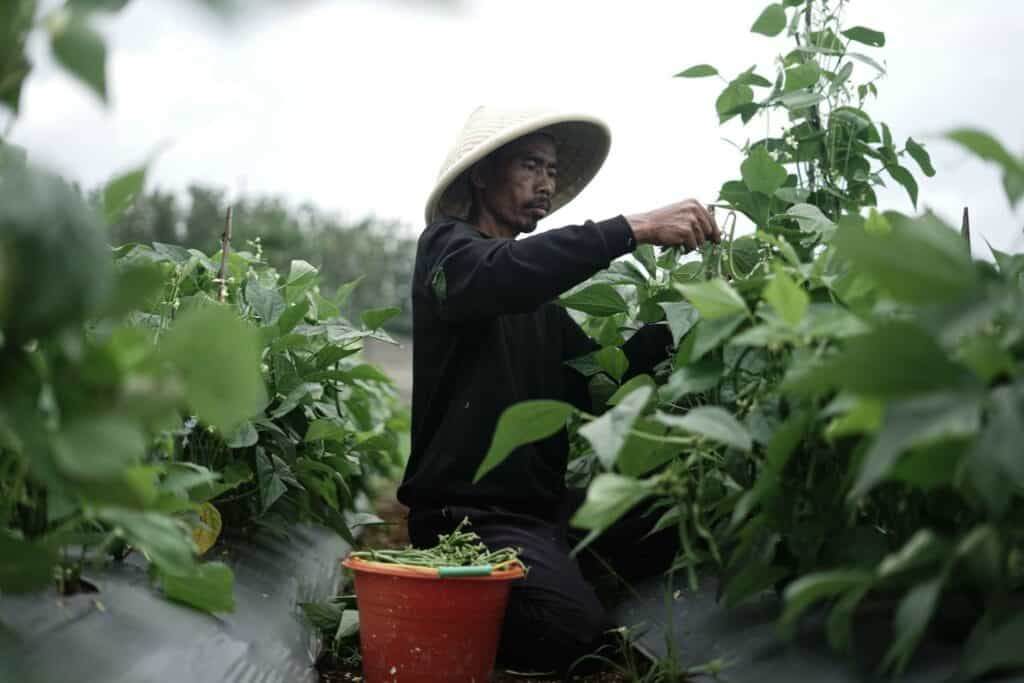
[407,488,678,673]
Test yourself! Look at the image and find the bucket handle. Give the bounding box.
[438,565,493,577]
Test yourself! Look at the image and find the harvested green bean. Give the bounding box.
[350,517,524,570]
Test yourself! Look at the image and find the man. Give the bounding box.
[396,107,720,673]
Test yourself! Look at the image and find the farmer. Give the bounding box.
[397,106,720,673]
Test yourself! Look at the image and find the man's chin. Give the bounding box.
[519,219,540,234]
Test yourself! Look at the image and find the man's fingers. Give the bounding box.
[692,203,715,242]
[708,206,722,243]
[691,223,706,247]
[681,227,698,252]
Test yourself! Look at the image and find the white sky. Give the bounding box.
[10,0,1024,256]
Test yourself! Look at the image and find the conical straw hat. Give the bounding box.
[425,106,611,225]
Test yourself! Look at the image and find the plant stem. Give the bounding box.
[216,206,233,303]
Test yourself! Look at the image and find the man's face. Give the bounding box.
[474,134,558,235]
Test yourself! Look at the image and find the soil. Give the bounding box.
[318,485,637,683]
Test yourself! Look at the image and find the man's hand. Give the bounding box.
[625,200,721,251]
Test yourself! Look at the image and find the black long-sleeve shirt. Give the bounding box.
[396,215,673,518]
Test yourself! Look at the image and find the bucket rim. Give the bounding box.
[342,555,525,581]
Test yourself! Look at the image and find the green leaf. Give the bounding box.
[277,298,310,335]
[305,418,348,443]
[779,90,825,110]
[850,392,982,498]
[570,473,653,534]
[161,305,267,431]
[676,279,748,320]
[887,164,919,208]
[616,420,678,477]
[0,533,58,594]
[786,203,835,234]
[595,346,629,383]
[580,386,653,469]
[160,562,235,613]
[725,563,790,608]
[334,277,363,308]
[474,400,575,482]
[655,406,752,452]
[905,138,935,177]
[687,315,746,363]
[963,385,1024,518]
[750,3,786,36]
[946,128,1023,171]
[52,416,146,481]
[49,15,108,103]
[878,530,949,579]
[300,600,345,631]
[675,64,718,78]
[607,374,656,407]
[97,508,195,575]
[773,187,808,206]
[780,569,873,630]
[560,283,629,317]
[847,51,886,75]
[763,267,808,327]
[783,62,820,92]
[864,208,891,235]
[798,321,973,399]
[102,164,147,223]
[881,576,945,675]
[255,449,290,512]
[659,301,700,345]
[960,611,1024,680]
[715,81,754,123]
[659,359,723,402]
[735,67,773,88]
[755,231,800,267]
[336,609,360,641]
[841,26,885,47]
[246,279,284,326]
[741,146,788,196]
[361,306,400,330]
[834,211,977,304]
[634,244,658,277]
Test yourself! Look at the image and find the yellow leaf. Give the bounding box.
[191,502,222,556]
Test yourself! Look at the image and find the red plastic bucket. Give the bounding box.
[343,556,525,683]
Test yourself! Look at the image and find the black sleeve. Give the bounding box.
[422,216,637,323]
[621,323,674,380]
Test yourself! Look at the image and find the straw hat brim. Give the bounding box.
[425,111,611,225]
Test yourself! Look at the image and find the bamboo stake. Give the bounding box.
[216,206,233,302]
[961,206,971,253]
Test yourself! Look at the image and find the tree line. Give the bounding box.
[103,184,417,335]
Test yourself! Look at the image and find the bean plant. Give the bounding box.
[0,0,407,614]
[479,1,1024,678]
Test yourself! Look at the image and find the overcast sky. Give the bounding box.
[10,0,1024,256]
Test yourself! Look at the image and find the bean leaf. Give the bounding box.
[904,137,935,177]
[674,64,718,78]
[741,146,788,196]
[655,406,752,452]
[750,4,786,37]
[677,279,748,320]
[842,26,886,47]
[560,283,629,317]
[474,400,575,482]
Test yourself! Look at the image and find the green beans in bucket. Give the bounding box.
[349,517,525,576]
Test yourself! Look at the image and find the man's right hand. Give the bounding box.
[625,199,721,251]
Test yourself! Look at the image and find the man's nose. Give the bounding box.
[536,173,555,197]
